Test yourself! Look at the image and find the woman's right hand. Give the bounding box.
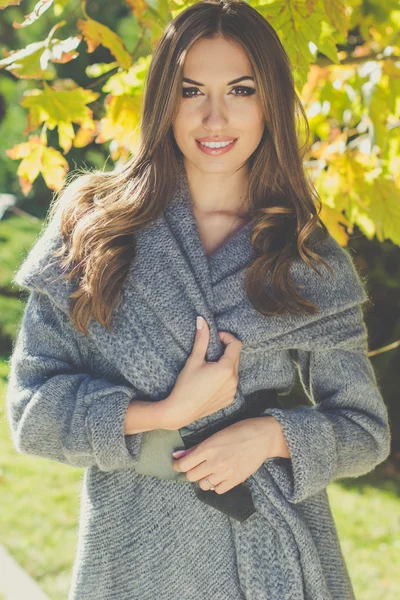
[161,316,243,430]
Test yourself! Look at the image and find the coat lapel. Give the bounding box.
[14,159,368,415]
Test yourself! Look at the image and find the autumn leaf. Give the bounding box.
[13,0,54,28]
[74,122,98,148]
[0,35,81,79]
[0,0,21,9]
[20,82,99,152]
[126,0,153,27]
[368,178,400,245]
[102,56,151,95]
[97,94,141,151]
[319,204,351,246]
[6,135,69,194]
[256,0,320,90]
[77,17,132,70]
[322,0,349,37]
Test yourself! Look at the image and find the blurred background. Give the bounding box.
[0,1,399,599]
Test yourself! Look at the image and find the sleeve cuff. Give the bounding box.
[257,406,337,504]
[85,386,143,472]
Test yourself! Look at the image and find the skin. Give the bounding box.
[171,36,291,494]
[172,35,265,254]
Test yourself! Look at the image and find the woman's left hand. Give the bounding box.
[171,416,291,494]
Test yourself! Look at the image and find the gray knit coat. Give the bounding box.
[6,164,391,600]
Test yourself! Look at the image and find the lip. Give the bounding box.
[196,136,237,142]
[196,138,238,156]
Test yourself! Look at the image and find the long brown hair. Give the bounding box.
[48,0,333,336]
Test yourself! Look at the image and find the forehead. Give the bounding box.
[183,37,251,80]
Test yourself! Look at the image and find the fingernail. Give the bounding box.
[172,450,187,458]
[196,316,203,330]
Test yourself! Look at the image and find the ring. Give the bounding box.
[205,477,216,491]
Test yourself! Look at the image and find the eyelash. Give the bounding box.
[182,86,256,98]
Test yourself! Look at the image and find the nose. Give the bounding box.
[202,95,229,129]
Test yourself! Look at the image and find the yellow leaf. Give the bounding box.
[77,17,132,70]
[102,56,151,96]
[74,123,97,148]
[41,144,70,191]
[0,0,22,9]
[97,95,141,151]
[319,204,351,245]
[369,178,400,245]
[57,122,75,154]
[20,82,99,152]
[5,135,68,194]
[126,0,153,27]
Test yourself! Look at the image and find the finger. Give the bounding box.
[199,474,224,491]
[171,446,200,471]
[218,331,243,365]
[189,316,210,365]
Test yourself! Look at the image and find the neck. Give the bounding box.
[181,157,251,218]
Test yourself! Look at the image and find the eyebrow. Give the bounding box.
[182,76,255,86]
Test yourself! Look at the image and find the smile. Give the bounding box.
[196,138,238,155]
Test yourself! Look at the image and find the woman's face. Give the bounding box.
[172,36,265,175]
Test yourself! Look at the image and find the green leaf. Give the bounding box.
[256,0,323,90]
[368,178,400,245]
[77,17,132,70]
[13,0,54,29]
[20,82,99,152]
[102,56,151,95]
[322,0,349,37]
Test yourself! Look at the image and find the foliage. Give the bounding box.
[0,0,399,246]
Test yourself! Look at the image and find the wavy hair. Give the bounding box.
[48,0,333,336]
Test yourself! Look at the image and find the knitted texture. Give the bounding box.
[6,162,391,600]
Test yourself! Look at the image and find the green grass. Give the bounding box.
[0,359,82,600]
[0,214,43,289]
[329,476,400,599]
[0,357,399,599]
[0,214,43,351]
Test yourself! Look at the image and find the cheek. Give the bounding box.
[172,109,198,138]
[234,103,264,127]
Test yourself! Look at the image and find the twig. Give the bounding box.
[368,340,400,357]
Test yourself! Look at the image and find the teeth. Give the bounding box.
[199,140,235,148]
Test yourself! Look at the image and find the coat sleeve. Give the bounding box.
[5,290,145,472]
[257,302,391,504]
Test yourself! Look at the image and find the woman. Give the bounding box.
[6,1,391,599]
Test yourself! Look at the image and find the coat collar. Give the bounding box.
[13,163,368,399]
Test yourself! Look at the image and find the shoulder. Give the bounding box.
[289,228,369,314]
[12,175,91,313]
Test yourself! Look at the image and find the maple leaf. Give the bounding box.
[77,17,132,70]
[6,135,69,194]
[20,82,99,152]
[0,36,81,79]
[319,204,351,245]
[368,178,400,245]
[97,94,141,151]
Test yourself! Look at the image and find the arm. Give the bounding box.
[125,400,170,434]
[6,290,168,472]
[255,303,391,504]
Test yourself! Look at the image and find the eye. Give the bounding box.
[182,85,256,98]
